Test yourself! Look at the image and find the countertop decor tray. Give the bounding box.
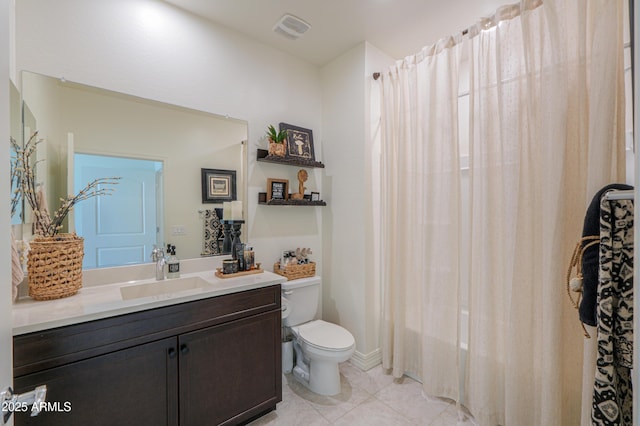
[215,268,264,279]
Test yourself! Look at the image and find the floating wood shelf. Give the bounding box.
[256,149,325,168]
[258,193,326,206]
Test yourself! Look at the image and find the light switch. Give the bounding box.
[171,225,186,236]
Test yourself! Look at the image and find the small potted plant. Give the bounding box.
[266,124,288,157]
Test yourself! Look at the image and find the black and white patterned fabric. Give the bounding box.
[580,184,633,326]
[201,208,223,256]
[592,196,633,425]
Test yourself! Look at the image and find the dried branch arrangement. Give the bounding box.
[10,132,120,237]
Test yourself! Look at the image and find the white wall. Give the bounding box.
[15,0,324,272]
[364,43,395,363]
[321,44,366,359]
[320,42,393,367]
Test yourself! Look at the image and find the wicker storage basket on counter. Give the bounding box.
[27,233,84,300]
[274,261,316,280]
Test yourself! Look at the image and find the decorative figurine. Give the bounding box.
[290,169,308,200]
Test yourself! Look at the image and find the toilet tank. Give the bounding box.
[281,276,321,327]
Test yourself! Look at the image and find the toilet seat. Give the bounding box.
[296,320,355,352]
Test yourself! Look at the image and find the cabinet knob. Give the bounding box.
[180,344,189,355]
[168,347,177,359]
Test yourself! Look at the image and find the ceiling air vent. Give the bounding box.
[273,14,311,40]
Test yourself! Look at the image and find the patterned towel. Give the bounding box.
[592,195,633,425]
[201,209,223,256]
[580,184,632,326]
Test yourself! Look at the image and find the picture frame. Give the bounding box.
[267,178,289,201]
[279,122,315,161]
[201,168,237,203]
[311,192,320,202]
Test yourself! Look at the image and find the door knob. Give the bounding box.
[168,347,177,359]
[180,344,189,355]
[1,385,47,424]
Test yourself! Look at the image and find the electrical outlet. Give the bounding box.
[171,225,186,236]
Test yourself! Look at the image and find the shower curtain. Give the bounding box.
[378,0,626,424]
[379,37,462,400]
[465,0,625,424]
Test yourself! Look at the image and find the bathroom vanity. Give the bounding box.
[11,270,284,426]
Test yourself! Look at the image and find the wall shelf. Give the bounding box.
[256,149,325,168]
[258,192,326,206]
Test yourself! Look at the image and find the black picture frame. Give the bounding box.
[201,168,236,203]
[267,178,289,201]
[311,192,320,202]
[279,122,315,161]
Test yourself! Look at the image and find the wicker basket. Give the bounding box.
[27,233,84,300]
[273,261,316,280]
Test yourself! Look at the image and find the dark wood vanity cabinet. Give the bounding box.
[12,285,282,426]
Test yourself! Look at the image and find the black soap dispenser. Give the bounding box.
[166,244,180,279]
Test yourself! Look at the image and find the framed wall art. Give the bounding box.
[267,178,289,201]
[201,168,237,203]
[279,123,315,161]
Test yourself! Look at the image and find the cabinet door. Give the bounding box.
[179,310,281,426]
[13,337,179,426]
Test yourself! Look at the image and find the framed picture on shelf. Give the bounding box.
[311,192,320,202]
[267,178,289,201]
[279,122,315,161]
[201,168,237,203]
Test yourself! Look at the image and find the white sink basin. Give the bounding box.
[119,276,210,300]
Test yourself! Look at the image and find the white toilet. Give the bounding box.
[281,276,355,396]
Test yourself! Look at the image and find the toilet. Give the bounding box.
[281,276,355,396]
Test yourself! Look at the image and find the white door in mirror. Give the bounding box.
[1,385,47,423]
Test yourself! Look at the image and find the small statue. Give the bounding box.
[290,169,308,200]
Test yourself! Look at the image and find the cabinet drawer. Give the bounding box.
[14,285,280,376]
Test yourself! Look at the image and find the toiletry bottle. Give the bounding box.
[236,243,245,271]
[244,246,254,271]
[243,247,251,271]
[167,244,180,278]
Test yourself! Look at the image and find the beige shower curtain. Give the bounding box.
[465,0,625,425]
[379,38,462,400]
[378,0,625,424]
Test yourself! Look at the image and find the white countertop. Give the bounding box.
[13,270,285,336]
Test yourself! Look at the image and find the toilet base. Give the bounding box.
[291,341,343,396]
[292,358,342,396]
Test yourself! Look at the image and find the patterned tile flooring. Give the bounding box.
[249,363,478,426]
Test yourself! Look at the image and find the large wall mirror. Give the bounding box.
[20,71,248,269]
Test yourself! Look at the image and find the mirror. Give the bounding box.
[20,71,248,269]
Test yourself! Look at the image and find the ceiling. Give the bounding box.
[164,0,508,66]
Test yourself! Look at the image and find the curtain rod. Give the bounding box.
[372,28,470,80]
[371,0,544,81]
[603,190,635,201]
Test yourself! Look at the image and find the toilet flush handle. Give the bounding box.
[283,290,293,295]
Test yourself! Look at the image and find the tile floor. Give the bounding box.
[249,362,478,426]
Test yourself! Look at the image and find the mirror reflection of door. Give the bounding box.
[74,153,163,269]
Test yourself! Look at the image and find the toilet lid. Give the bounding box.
[298,320,355,351]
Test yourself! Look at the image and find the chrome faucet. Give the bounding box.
[151,246,166,280]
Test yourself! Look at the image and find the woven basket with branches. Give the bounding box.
[11,132,120,300]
